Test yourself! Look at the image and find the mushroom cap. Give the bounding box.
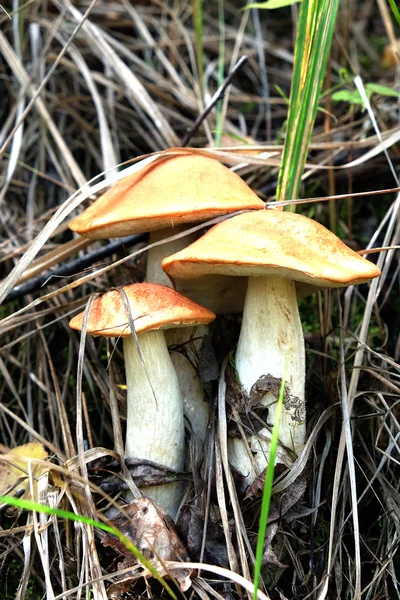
[69,282,216,337]
[162,210,381,290]
[69,153,264,239]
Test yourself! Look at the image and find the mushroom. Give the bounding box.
[69,282,215,517]
[162,210,381,487]
[69,152,264,285]
[69,151,264,443]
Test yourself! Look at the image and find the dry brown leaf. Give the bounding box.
[0,442,48,498]
[245,470,307,524]
[178,504,229,567]
[244,464,287,500]
[102,497,192,593]
[262,523,288,569]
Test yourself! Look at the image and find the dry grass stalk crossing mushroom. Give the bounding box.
[162,210,381,488]
[69,282,215,518]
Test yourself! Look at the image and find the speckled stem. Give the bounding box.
[229,276,306,488]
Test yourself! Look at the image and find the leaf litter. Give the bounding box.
[102,497,192,594]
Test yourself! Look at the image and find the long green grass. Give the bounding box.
[277,0,340,203]
[252,367,287,600]
[0,495,178,599]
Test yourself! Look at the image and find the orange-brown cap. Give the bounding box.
[162,210,381,290]
[69,282,216,338]
[69,153,264,239]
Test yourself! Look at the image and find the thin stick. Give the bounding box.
[181,56,248,147]
[4,234,145,303]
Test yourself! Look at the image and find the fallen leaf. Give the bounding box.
[245,471,308,536]
[99,457,190,493]
[0,442,48,498]
[262,523,288,569]
[178,504,228,566]
[103,497,192,593]
[244,463,286,500]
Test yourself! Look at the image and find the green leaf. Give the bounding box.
[387,0,400,28]
[244,0,301,9]
[332,83,399,108]
[365,83,400,98]
[276,0,341,203]
[274,83,290,104]
[332,90,365,105]
[338,68,351,84]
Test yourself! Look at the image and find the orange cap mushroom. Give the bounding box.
[69,152,264,287]
[69,153,264,239]
[162,211,381,485]
[70,282,215,517]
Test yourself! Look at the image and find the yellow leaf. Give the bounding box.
[0,442,48,497]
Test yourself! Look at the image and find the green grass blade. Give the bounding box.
[277,0,340,202]
[387,0,400,28]
[0,495,177,599]
[245,0,301,10]
[252,366,288,600]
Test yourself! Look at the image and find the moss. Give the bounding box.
[0,558,42,600]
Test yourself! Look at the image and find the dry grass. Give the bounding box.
[0,1,399,599]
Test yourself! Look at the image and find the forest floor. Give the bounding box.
[0,1,399,599]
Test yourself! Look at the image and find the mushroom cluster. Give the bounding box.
[69,150,380,512]
[69,151,265,517]
[70,151,264,446]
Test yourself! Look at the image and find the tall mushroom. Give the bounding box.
[69,282,215,517]
[162,210,381,487]
[69,151,264,443]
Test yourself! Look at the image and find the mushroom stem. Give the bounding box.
[229,276,306,486]
[147,227,209,444]
[123,330,184,517]
[165,326,209,443]
[147,227,198,287]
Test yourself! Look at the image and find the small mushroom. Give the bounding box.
[69,282,215,517]
[162,210,381,487]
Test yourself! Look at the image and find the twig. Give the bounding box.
[181,55,248,147]
[4,234,145,303]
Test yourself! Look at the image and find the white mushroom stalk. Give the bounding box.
[229,276,305,487]
[162,210,381,490]
[146,227,210,445]
[164,325,209,443]
[124,331,184,517]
